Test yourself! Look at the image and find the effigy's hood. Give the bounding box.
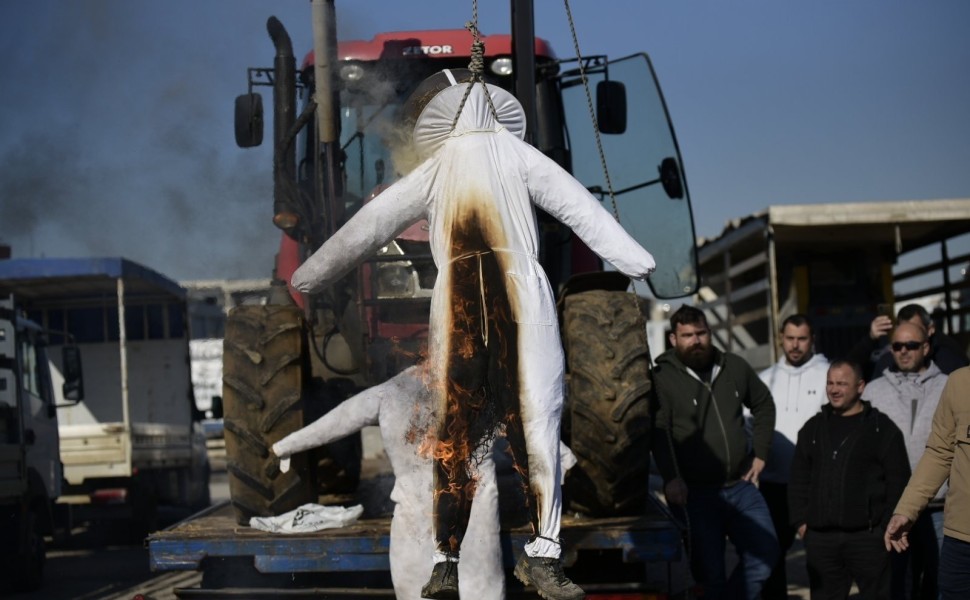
[413,78,526,159]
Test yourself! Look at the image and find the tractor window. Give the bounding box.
[20,336,42,398]
[559,53,698,299]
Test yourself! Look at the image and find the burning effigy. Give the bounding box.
[290,69,655,599]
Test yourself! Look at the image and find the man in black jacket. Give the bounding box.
[789,360,911,599]
[652,305,778,599]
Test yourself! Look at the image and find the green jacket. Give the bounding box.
[651,347,775,486]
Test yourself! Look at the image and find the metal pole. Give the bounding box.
[767,227,780,363]
[942,239,954,334]
[116,277,132,475]
[311,0,343,235]
[511,0,537,146]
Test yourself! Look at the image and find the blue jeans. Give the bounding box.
[939,535,970,600]
[677,481,779,600]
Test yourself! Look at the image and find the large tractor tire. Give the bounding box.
[223,305,315,525]
[562,290,652,516]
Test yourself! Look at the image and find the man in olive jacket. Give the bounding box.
[652,305,778,600]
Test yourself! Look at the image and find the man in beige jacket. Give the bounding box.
[885,366,970,600]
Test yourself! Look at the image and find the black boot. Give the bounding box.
[514,554,585,600]
[421,559,460,599]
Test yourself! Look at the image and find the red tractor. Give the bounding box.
[225,0,698,524]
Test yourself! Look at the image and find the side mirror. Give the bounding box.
[61,345,84,403]
[659,157,684,200]
[596,80,627,135]
[234,93,264,148]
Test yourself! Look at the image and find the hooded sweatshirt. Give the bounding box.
[862,361,949,503]
[652,346,775,486]
[758,353,829,483]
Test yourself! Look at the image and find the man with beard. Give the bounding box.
[757,314,829,599]
[652,305,779,600]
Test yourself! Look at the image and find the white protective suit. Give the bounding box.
[291,76,656,561]
[272,367,504,600]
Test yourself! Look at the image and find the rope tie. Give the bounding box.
[451,14,500,132]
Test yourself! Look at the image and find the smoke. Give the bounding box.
[0,1,280,281]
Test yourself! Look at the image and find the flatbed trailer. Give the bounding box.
[148,499,683,598]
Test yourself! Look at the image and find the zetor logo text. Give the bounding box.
[402,44,454,56]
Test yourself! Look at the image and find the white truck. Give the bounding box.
[694,199,970,369]
[0,294,83,590]
[0,257,210,539]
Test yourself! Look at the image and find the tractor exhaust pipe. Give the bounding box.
[311,0,343,238]
[267,16,298,233]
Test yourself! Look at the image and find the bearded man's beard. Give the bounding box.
[678,344,713,372]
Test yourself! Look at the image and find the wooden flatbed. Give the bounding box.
[147,499,682,598]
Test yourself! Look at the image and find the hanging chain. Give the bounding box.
[562,0,619,224]
[562,2,688,588]
[562,0,649,306]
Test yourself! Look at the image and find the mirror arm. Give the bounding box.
[588,177,662,198]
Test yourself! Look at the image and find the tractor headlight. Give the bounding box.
[490,57,513,76]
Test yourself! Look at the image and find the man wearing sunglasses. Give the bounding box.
[848,304,968,382]
[862,322,949,600]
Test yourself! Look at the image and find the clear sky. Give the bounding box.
[1,0,968,281]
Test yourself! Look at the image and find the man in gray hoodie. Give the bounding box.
[862,321,948,599]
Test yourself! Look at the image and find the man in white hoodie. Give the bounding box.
[758,314,829,599]
[862,321,948,600]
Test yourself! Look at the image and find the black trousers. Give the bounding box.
[804,528,890,600]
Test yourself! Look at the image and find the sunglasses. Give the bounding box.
[891,341,924,352]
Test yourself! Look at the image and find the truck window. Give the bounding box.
[168,303,186,338]
[147,304,165,340]
[20,337,43,399]
[559,53,698,299]
[68,306,106,343]
[126,305,146,341]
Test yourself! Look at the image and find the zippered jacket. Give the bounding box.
[758,353,829,483]
[862,361,948,502]
[652,347,775,486]
[788,401,910,532]
[895,366,970,543]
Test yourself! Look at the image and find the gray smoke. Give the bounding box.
[0,1,280,281]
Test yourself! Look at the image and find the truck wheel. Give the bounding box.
[562,290,652,516]
[223,305,316,525]
[11,508,45,591]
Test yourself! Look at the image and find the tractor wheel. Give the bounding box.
[223,305,315,525]
[562,290,652,516]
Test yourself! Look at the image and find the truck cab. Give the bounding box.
[0,294,83,590]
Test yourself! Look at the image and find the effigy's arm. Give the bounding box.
[524,146,656,280]
[272,388,381,459]
[291,160,433,293]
